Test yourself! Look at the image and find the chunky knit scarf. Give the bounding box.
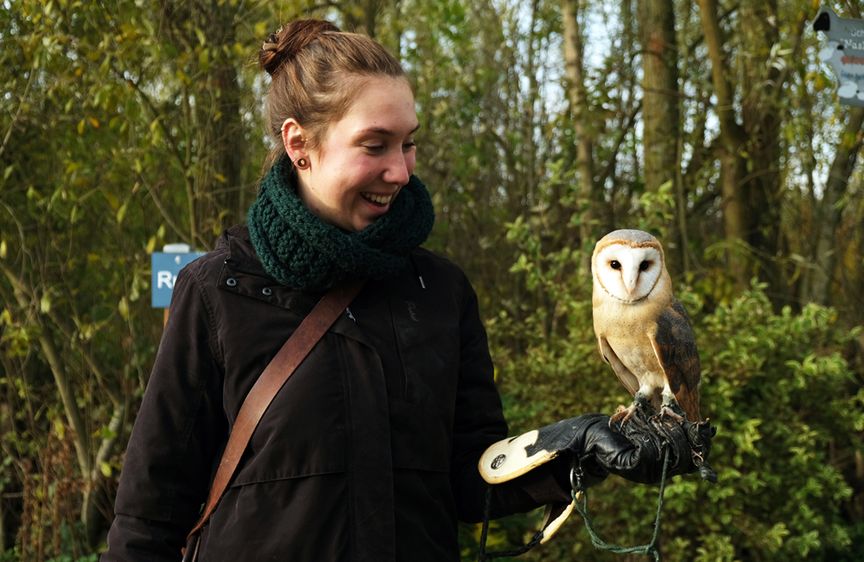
[247,156,435,290]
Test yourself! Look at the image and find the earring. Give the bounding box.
[294,157,309,169]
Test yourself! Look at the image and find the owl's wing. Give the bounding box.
[649,299,702,421]
[598,336,640,397]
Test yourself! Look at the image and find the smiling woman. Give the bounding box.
[99,18,655,562]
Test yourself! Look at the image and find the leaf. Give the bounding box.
[100,461,112,478]
[99,425,117,440]
[130,277,141,302]
[104,191,119,210]
[118,296,129,320]
[116,201,128,224]
[53,418,65,439]
[40,294,51,314]
[0,240,6,259]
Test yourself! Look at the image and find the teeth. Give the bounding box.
[363,193,393,205]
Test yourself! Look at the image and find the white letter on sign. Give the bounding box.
[157,271,175,289]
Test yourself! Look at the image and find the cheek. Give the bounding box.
[405,151,417,174]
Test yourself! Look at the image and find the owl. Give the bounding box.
[591,229,701,425]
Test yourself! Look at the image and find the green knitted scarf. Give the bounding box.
[247,156,435,290]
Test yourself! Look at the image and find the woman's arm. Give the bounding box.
[102,262,227,561]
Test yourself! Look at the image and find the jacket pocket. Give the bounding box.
[229,336,350,487]
[201,474,350,561]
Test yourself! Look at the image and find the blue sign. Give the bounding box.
[151,252,206,308]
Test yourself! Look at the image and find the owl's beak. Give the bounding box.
[624,271,639,297]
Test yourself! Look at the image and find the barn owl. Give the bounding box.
[591,229,701,425]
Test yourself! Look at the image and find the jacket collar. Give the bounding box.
[218,224,271,278]
[216,224,373,347]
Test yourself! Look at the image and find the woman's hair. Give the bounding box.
[259,19,406,165]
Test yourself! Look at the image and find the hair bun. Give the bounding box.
[259,19,340,76]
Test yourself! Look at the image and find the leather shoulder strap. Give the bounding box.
[186,281,364,540]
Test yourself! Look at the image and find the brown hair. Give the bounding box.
[259,19,406,165]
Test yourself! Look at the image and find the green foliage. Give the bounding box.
[477,271,863,560]
[0,0,286,556]
[2,0,863,559]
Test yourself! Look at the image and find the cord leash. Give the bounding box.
[571,447,671,561]
[477,446,672,561]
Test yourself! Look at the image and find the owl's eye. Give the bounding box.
[610,260,621,270]
[639,260,652,271]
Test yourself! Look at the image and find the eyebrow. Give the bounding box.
[359,124,421,136]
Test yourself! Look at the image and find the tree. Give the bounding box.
[638,0,684,269]
[562,0,598,251]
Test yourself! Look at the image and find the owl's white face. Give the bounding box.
[593,243,664,303]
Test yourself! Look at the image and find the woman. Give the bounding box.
[103,20,704,562]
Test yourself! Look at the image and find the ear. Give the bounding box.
[280,118,308,162]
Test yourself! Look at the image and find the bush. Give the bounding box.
[466,285,864,561]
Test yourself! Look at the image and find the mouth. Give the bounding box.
[361,192,396,207]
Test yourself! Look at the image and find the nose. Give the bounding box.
[383,150,412,186]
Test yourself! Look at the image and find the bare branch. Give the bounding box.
[0,64,36,161]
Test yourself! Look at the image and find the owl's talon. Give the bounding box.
[609,403,638,427]
[659,405,684,423]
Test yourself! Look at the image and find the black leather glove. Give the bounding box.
[477,408,716,548]
[480,407,716,494]
[566,408,717,488]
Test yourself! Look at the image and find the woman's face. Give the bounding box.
[290,76,419,232]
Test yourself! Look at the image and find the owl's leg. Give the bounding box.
[609,393,651,426]
[659,388,685,422]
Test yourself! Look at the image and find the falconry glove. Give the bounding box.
[478,408,716,544]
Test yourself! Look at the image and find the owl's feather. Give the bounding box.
[649,300,701,421]
[597,336,640,396]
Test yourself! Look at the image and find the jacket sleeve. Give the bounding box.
[102,262,227,561]
[449,277,570,523]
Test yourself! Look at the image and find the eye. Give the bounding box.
[362,144,386,154]
[639,260,652,271]
[402,141,416,152]
[609,260,621,270]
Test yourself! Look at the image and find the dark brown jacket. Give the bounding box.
[103,226,565,562]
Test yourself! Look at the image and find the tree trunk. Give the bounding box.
[343,0,384,37]
[740,1,784,302]
[637,0,681,265]
[697,0,749,288]
[561,0,596,256]
[193,6,246,244]
[638,0,679,194]
[523,0,540,210]
[802,107,864,305]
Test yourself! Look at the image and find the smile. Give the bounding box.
[361,192,395,206]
